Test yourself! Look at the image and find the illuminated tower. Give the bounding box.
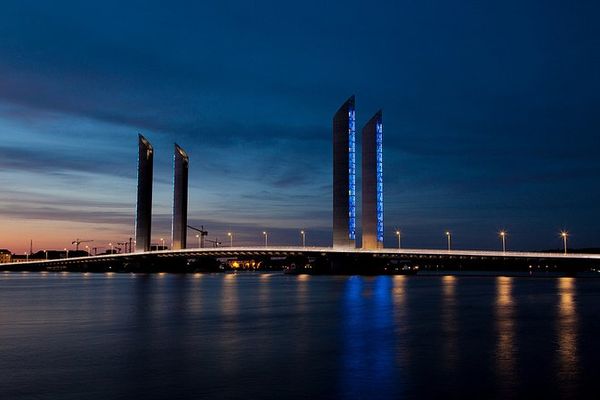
[332,96,356,248]
[362,111,384,249]
[171,144,189,250]
[135,134,154,252]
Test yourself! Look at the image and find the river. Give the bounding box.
[0,272,598,399]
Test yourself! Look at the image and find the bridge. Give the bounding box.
[4,98,598,273]
[3,247,600,274]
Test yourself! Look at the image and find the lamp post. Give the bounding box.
[445,231,451,251]
[85,245,90,257]
[262,231,268,247]
[395,230,401,249]
[196,234,201,248]
[300,230,305,247]
[228,232,233,247]
[44,250,48,260]
[499,231,507,253]
[64,248,69,259]
[109,243,114,254]
[160,238,165,250]
[561,231,568,255]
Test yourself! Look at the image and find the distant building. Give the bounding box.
[0,249,11,264]
[332,96,356,248]
[362,111,384,249]
[30,250,76,260]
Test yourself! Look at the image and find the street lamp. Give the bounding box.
[499,231,507,253]
[445,231,452,251]
[395,230,401,249]
[262,231,268,247]
[85,245,90,257]
[561,231,568,255]
[160,238,165,249]
[109,242,114,253]
[228,232,233,247]
[300,230,306,247]
[44,250,48,260]
[196,234,201,248]
[64,248,69,259]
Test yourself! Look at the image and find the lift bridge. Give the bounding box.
[4,99,600,274]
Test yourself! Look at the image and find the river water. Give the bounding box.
[0,272,598,399]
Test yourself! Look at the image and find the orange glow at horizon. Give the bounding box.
[0,218,135,254]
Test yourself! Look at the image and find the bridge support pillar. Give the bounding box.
[333,96,357,249]
[362,111,384,250]
[135,134,154,252]
[171,144,189,250]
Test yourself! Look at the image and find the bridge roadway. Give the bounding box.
[3,247,600,270]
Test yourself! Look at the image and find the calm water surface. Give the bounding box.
[1,272,599,399]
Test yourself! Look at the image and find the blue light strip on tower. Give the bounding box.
[348,106,356,241]
[376,118,384,243]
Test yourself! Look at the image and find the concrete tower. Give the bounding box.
[171,144,189,250]
[135,134,154,252]
[362,111,384,249]
[333,96,356,248]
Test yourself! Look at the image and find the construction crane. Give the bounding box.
[72,239,93,251]
[187,225,208,248]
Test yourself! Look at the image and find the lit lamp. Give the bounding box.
[395,230,401,249]
[499,231,507,253]
[560,231,568,255]
[445,231,452,251]
[262,231,268,247]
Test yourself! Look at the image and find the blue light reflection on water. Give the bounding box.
[340,276,400,398]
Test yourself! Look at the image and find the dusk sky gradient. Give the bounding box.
[1,1,599,253]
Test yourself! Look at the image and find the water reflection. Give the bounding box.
[495,276,516,394]
[557,277,579,394]
[392,275,408,379]
[341,277,396,397]
[295,274,310,314]
[221,273,239,317]
[441,276,458,371]
[258,274,271,308]
[293,274,310,356]
[373,277,394,379]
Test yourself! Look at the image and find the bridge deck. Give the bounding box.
[3,246,600,268]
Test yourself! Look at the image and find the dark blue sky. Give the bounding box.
[1,0,599,252]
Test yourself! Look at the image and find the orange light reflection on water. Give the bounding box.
[557,277,578,392]
[495,276,516,393]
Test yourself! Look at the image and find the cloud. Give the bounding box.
[0,145,122,176]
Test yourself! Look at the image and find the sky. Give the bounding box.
[1,0,599,253]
